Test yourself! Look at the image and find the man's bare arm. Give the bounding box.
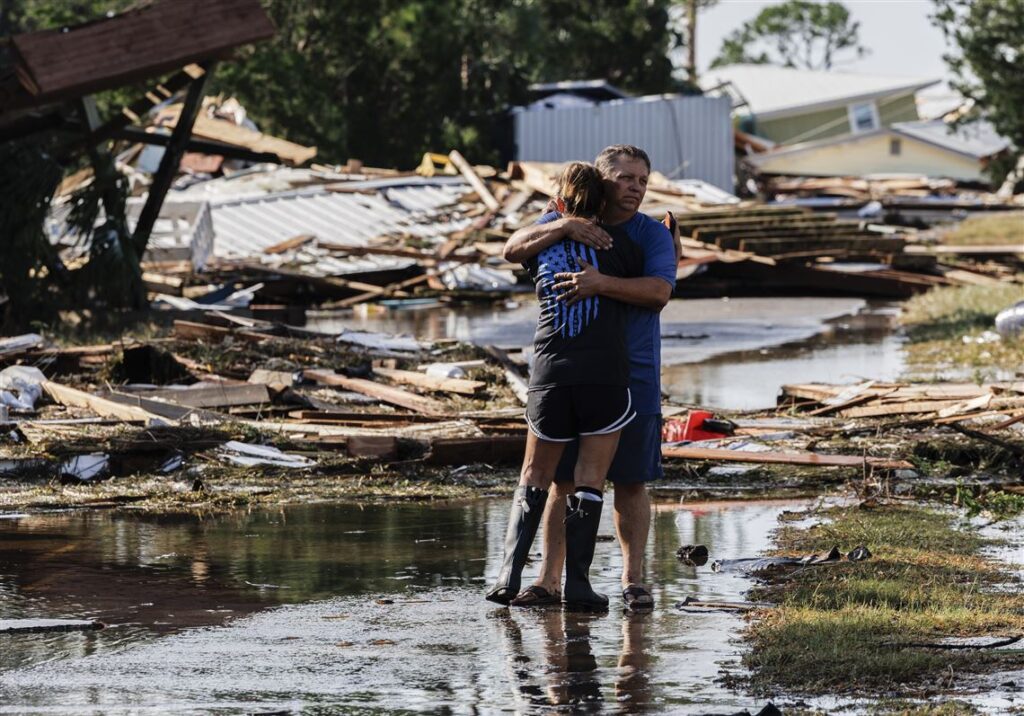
[502,217,613,263]
[588,275,672,313]
[552,260,671,313]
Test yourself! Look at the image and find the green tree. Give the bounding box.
[711,0,866,70]
[932,0,1024,186]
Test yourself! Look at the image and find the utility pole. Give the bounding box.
[686,0,698,84]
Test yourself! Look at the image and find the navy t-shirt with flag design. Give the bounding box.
[524,223,644,390]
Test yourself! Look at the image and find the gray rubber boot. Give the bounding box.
[486,486,548,604]
[563,495,609,611]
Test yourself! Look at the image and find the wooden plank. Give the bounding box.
[41,381,170,424]
[11,0,274,101]
[449,150,500,212]
[374,367,483,396]
[661,446,912,469]
[427,436,526,465]
[346,435,399,459]
[499,188,535,216]
[304,369,447,415]
[263,234,315,254]
[286,410,442,425]
[136,383,271,409]
[248,368,296,388]
[157,110,316,166]
[482,345,528,404]
[840,399,969,419]
[327,273,431,309]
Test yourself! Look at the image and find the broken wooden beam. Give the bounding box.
[426,436,526,465]
[374,367,483,396]
[449,150,501,212]
[136,383,271,409]
[661,445,912,470]
[303,369,447,415]
[42,381,170,424]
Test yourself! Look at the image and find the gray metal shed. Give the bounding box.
[511,93,735,191]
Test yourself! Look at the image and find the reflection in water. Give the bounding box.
[0,500,794,713]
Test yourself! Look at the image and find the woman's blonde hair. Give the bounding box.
[556,161,604,218]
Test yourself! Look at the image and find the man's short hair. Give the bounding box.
[595,144,651,176]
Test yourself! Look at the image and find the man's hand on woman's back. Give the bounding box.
[559,217,614,251]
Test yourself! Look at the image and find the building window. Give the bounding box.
[847,101,880,133]
[890,138,902,155]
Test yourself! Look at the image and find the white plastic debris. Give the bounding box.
[424,363,466,379]
[336,329,429,353]
[962,330,1001,345]
[0,365,46,411]
[217,441,316,469]
[995,301,1024,337]
[60,454,109,482]
[0,334,44,355]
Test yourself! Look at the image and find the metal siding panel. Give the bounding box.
[513,95,734,191]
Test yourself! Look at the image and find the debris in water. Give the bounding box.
[59,453,110,483]
[0,618,104,634]
[218,441,316,469]
[676,544,710,566]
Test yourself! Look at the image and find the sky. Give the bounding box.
[692,0,958,115]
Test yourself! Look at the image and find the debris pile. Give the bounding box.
[674,204,1023,298]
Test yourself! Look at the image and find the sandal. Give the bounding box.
[622,585,654,612]
[509,585,561,607]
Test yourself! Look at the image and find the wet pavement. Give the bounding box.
[0,499,796,714]
[309,297,904,410]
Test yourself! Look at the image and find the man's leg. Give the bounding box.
[613,482,651,589]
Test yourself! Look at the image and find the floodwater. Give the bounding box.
[0,499,795,714]
[309,296,905,410]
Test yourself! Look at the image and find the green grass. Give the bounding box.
[899,283,1024,378]
[744,505,1024,697]
[941,212,1024,246]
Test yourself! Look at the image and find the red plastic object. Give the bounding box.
[662,410,728,442]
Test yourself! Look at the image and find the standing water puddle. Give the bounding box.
[0,499,797,713]
[310,296,904,410]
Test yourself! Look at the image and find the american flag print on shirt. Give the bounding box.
[535,240,599,338]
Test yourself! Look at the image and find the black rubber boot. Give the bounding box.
[563,495,609,611]
[486,486,548,605]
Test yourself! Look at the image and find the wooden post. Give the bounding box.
[132,63,213,257]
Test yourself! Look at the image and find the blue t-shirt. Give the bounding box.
[537,211,676,415]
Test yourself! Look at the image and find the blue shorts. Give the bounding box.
[554,413,663,485]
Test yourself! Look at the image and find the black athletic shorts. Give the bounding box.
[525,385,637,442]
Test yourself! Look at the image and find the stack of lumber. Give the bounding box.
[676,206,909,262]
[780,381,1024,424]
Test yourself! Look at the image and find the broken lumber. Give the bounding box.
[482,345,529,404]
[374,367,483,396]
[263,233,315,254]
[449,150,500,212]
[661,445,912,470]
[303,369,447,415]
[137,383,271,409]
[426,436,526,465]
[42,381,169,424]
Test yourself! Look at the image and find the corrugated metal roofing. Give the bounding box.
[701,64,939,119]
[892,119,1010,159]
[210,184,466,256]
[513,94,734,191]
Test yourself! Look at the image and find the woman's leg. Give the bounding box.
[486,432,567,604]
[563,431,621,610]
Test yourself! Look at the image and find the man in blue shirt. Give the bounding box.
[502,145,679,611]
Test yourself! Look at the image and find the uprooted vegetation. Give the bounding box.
[743,504,1024,698]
